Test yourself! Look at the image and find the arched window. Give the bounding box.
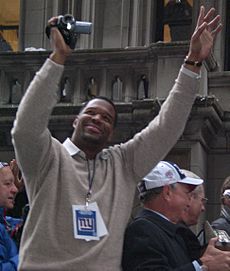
[112,76,123,102]
[10,79,22,104]
[60,77,72,103]
[225,1,230,70]
[155,0,193,42]
[86,77,98,100]
[137,75,149,100]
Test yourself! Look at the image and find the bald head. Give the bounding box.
[0,163,18,209]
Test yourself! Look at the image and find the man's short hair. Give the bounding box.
[138,186,163,204]
[79,96,118,127]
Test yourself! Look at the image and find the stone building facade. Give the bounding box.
[1,0,230,228]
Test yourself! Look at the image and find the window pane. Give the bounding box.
[0,0,19,51]
[163,0,193,42]
[225,1,230,70]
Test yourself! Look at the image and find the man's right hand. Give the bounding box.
[200,237,230,270]
[48,16,73,65]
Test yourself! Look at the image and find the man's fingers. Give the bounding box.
[196,6,205,28]
[208,236,219,246]
[192,22,207,41]
[207,15,221,31]
[212,23,223,39]
[203,7,216,23]
[48,16,59,26]
[50,27,63,42]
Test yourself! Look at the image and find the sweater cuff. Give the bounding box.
[181,65,201,79]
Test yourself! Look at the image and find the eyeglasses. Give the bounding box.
[201,197,208,204]
[0,162,9,169]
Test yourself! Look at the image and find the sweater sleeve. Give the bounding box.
[11,59,64,179]
[121,66,200,180]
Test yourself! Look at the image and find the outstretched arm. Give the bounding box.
[122,6,222,180]
[11,18,70,180]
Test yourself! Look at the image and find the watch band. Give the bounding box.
[200,265,209,271]
[197,259,208,271]
[184,58,202,67]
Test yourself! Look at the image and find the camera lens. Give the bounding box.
[61,15,75,25]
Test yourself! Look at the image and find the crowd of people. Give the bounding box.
[1,4,230,271]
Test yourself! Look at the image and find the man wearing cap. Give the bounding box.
[180,170,207,227]
[178,170,207,261]
[212,176,230,237]
[122,161,230,271]
[0,162,19,270]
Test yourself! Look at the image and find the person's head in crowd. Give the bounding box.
[179,169,206,226]
[220,176,230,208]
[71,97,117,159]
[137,161,203,223]
[9,159,24,193]
[0,162,18,209]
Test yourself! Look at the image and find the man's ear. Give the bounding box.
[162,185,171,201]
[73,116,79,129]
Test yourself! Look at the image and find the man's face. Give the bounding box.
[168,183,192,223]
[72,99,116,147]
[223,195,230,208]
[181,186,206,226]
[0,167,18,209]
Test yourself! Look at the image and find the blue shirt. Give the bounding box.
[0,208,19,270]
[0,223,18,270]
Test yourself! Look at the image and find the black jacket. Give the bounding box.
[177,223,204,260]
[212,206,230,237]
[122,209,195,271]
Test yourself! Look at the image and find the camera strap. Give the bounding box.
[45,24,57,40]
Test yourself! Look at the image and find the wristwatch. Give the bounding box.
[200,265,208,271]
[184,57,202,67]
[197,259,208,271]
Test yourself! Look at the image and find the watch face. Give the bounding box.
[201,265,208,271]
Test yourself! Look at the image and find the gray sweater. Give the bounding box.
[12,59,199,270]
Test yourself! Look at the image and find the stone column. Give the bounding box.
[19,0,60,50]
[78,0,95,49]
[0,71,10,104]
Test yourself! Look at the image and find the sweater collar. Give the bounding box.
[62,138,80,156]
[62,138,109,160]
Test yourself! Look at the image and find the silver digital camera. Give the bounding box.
[204,220,230,251]
[46,14,92,49]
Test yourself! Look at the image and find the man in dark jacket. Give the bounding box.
[122,161,230,271]
[178,170,207,260]
[212,176,230,236]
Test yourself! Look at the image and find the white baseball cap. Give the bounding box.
[223,189,230,197]
[138,161,203,193]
